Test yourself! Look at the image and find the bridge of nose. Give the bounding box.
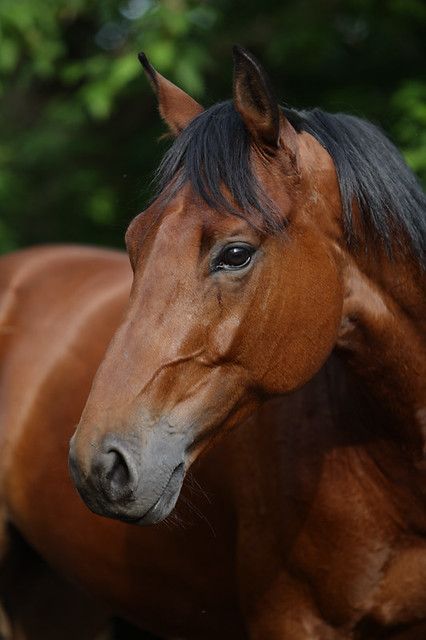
[70,206,213,496]
[83,213,207,415]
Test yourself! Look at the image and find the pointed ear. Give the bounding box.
[232,46,297,160]
[138,52,204,136]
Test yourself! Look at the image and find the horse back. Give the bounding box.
[0,245,131,478]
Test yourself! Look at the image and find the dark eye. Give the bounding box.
[214,244,255,271]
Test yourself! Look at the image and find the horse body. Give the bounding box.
[0,47,426,639]
[0,247,425,639]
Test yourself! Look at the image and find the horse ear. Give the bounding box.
[138,52,204,136]
[233,46,296,157]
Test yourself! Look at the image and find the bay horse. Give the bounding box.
[0,47,425,639]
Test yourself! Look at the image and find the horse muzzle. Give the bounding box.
[68,426,187,525]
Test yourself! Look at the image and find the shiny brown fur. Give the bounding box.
[0,49,425,639]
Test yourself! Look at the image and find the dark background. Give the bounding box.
[0,0,425,255]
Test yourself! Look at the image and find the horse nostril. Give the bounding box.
[96,442,138,504]
[106,449,131,490]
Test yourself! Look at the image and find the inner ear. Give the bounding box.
[138,52,204,136]
[233,46,280,148]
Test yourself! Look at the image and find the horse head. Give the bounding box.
[68,48,351,524]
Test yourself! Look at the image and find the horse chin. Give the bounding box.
[132,462,185,526]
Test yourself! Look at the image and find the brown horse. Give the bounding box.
[0,47,425,639]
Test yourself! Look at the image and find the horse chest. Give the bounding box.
[234,389,426,637]
[282,448,426,633]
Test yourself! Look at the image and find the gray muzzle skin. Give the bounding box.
[69,425,188,525]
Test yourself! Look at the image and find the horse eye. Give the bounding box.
[215,244,254,271]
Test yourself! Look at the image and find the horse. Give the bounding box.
[0,46,425,639]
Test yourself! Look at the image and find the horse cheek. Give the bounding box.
[257,235,343,394]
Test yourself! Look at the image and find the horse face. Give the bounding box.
[70,170,343,525]
[69,49,344,524]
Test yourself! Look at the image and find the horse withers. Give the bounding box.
[1,48,426,639]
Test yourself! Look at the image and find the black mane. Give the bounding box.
[155,100,426,265]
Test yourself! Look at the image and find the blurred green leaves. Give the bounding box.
[0,0,216,250]
[393,81,426,178]
[0,0,424,253]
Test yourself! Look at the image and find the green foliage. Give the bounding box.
[0,0,425,252]
[392,80,426,177]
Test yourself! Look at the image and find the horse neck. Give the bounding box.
[337,244,426,460]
